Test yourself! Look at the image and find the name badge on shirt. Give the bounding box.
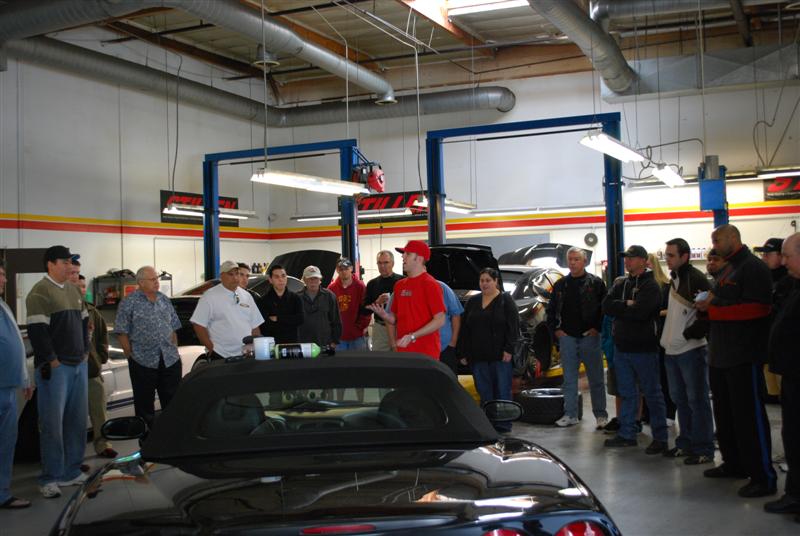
[400,289,412,297]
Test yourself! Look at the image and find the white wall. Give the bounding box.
[2,32,799,297]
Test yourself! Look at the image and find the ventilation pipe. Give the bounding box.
[590,0,785,24]
[528,0,636,93]
[0,0,396,103]
[4,37,514,128]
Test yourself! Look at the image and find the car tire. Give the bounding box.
[15,393,41,462]
[514,388,582,425]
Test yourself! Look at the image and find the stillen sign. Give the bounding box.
[160,190,241,226]
[763,177,800,201]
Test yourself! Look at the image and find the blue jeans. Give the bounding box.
[559,335,607,419]
[338,337,368,351]
[471,360,513,432]
[0,388,17,503]
[615,350,667,442]
[37,361,88,485]
[664,347,714,456]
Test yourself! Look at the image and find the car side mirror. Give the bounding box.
[102,416,148,441]
[482,400,523,423]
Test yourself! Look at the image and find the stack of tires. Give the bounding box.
[514,388,582,425]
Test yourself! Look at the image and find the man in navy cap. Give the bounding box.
[26,246,90,499]
[602,245,668,455]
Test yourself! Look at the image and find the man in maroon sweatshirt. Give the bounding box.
[328,258,371,351]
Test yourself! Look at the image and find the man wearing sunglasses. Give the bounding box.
[191,261,264,362]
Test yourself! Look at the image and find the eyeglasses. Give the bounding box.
[141,277,159,282]
[234,292,240,304]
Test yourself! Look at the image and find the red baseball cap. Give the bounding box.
[396,240,430,261]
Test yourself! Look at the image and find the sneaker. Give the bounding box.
[635,420,643,433]
[604,435,637,448]
[595,417,609,430]
[666,418,676,427]
[58,473,89,487]
[555,415,579,427]
[603,417,620,433]
[738,480,777,498]
[684,454,714,465]
[704,464,748,479]
[40,483,61,499]
[764,494,800,514]
[645,440,668,455]
[663,447,687,458]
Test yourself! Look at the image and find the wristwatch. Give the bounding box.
[409,333,416,342]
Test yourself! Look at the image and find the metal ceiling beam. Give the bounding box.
[729,0,753,46]
[394,0,493,57]
[103,21,266,79]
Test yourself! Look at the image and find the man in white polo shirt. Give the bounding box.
[191,261,264,361]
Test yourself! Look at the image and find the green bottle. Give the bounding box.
[273,343,321,359]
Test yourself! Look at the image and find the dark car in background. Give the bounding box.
[427,244,560,384]
[499,243,593,275]
[55,355,621,536]
[500,264,564,383]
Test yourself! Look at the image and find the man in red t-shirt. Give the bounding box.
[328,258,371,351]
[368,240,445,359]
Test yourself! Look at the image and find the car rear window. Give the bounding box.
[197,387,447,439]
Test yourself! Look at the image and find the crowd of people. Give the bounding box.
[1,227,798,523]
[548,225,800,523]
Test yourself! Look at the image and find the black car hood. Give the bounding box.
[498,243,592,268]
[67,439,602,533]
[427,244,500,292]
[270,249,341,287]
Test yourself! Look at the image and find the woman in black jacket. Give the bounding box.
[458,268,519,432]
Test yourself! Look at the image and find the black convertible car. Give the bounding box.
[52,356,620,536]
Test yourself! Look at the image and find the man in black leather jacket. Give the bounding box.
[546,247,607,429]
[602,245,668,455]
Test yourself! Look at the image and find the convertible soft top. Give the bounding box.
[141,354,499,461]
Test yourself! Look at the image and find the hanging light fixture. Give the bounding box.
[579,130,645,163]
[652,163,685,187]
[412,195,476,214]
[251,169,369,196]
[163,203,257,220]
[756,168,800,179]
[290,207,413,222]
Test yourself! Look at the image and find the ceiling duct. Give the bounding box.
[0,0,396,103]
[4,36,515,127]
[590,0,786,24]
[528,0,637,93]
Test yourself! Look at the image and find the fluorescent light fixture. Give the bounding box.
[358,208,413,219]
[251,168,369,196]
[290,213,340,222]
[756,168,800,179]
[652,163,685,187]
[291,208,414,223]
[412,195,475,214]
[579,130,645,163]
[448,0,528,17]
[162,203,256,220]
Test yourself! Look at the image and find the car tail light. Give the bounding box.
[555,520,606,536]
[300,525,376,535]
[482,530,525,536]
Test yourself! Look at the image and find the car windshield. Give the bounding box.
[142,356,498,461]
[198,387,447,440]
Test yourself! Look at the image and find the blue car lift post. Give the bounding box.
[425,112,626,279]
[202,139,359,279]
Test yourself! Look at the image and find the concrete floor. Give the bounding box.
[3,395,797,536]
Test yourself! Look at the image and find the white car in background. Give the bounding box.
[15,328,203,462]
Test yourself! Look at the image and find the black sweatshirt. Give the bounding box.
[258,288,304,344]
